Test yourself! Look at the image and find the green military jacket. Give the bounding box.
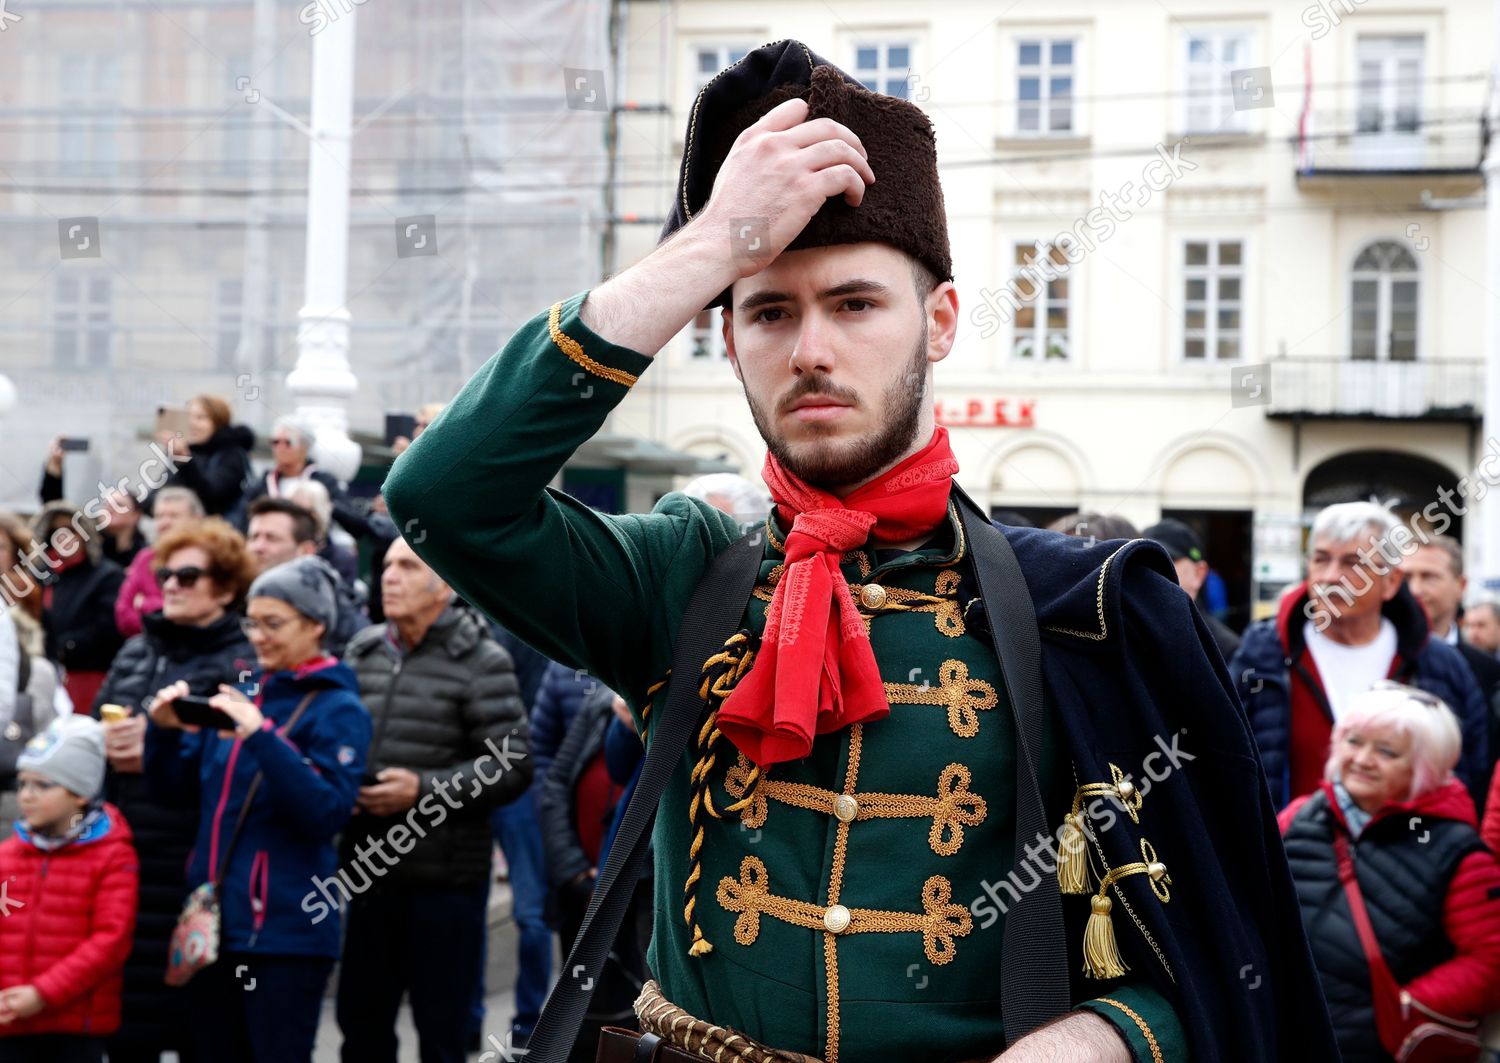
[385,294,1186,1063]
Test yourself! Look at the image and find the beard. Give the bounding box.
[745,319,930,490]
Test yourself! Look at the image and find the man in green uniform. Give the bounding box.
[387,41,1333,1063]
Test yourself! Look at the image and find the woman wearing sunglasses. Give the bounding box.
[1279,682,1500,1062]
[143,554,370,1063]
[90,516,257,1063]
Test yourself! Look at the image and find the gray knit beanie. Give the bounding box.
[18,715,106,799]
[248,555,340,641]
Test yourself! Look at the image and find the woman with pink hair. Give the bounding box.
[1279,682,1500,1061]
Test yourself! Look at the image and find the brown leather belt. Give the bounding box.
[595,1026,705,1063]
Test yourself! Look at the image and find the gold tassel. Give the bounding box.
[1083,893,1128,978]
[1057,811,1091,894]
[688,928,714,957]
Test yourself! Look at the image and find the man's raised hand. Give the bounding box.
[701,97,874,277]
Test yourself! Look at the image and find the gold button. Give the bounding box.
[1148,861,1168,881]
[859,583,887,610]
[823,904,851,933]
[833,794,859,822]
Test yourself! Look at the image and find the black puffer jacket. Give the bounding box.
[1282,784,1488,1062]
[342,604,532,888]
[42,557,124,674]
[90,610,256,1047]
[161,423,254,517]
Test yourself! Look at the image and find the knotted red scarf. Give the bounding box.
[717,427,960,766]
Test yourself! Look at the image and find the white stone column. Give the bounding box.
[287,5,361,482]
[1483,0,1500,591]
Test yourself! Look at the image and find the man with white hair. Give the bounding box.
[243,413,387,545]
[1230,501,1489,810]
[680,473,771,529]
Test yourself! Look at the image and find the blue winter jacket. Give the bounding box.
[1229,581,1489,810]
[530,659,600,782]
[144,656,371,958]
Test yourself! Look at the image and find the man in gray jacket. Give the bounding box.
[336,535,533,1063]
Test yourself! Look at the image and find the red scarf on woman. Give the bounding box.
[717,427,960,766]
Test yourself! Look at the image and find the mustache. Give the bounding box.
[777,377,860,415]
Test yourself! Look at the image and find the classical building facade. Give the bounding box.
[609,0,1491,625]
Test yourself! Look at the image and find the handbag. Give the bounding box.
[1333,833,1483,1062]
[166,691,315,986]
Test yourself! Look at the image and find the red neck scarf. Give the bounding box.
[717,427,960,766]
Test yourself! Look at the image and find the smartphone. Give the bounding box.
[172,695,239,732]
[384,413,416,448]
[156,406,191,441]
[59,437,90,453]
[360,771,382,787]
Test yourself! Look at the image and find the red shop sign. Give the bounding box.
[933,398,1037,428]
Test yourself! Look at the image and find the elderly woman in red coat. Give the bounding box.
[1280,681,1500,1062]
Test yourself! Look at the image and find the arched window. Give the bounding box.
[1350,240,1419,361]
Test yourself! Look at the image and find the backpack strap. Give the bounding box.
[952,485,1071,1044]
[527,531,763,1062]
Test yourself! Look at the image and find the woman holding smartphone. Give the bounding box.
[144,555,371,1063]
[92,516,256,1063]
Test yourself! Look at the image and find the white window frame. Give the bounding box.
[1180,28,1256,134]
[851,40,916,100]
[692,44,754,92]
[52,274,112,368]
[1356,35,1424,135]
[1008,240,1073,362]
[1015,37,1076,135]
[1348,239,1420,362]
[1181,238,1244,362]
[685,308,728,362]
[58,54,120,177]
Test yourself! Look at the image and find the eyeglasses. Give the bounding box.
[155,565,206,588]
[239,615,305,636]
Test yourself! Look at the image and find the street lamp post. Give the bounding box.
[286,6,361,482]
[1483,0,1500,590]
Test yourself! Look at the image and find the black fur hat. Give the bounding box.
[659,39,952,308]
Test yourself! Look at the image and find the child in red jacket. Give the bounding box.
[0,716,138,1063]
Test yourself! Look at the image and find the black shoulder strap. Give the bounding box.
[952,485,1071,1045]
[528,531,764,1063]
[15,628,31,694]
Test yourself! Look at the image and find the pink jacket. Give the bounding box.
[115,548,160,639]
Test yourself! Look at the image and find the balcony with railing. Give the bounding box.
[1265,357,1484,422]
[1296,109,1483,182]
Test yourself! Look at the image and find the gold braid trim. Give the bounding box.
[723,755,986,857]
[638,673,669,746]
[1043,541,1134,642]
[883,659,998,738]
[1093,998,1165,1063]
[683,632,758,957]
[821,723,863,1063]
[546,302,639,388]
[717,855,973,966]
